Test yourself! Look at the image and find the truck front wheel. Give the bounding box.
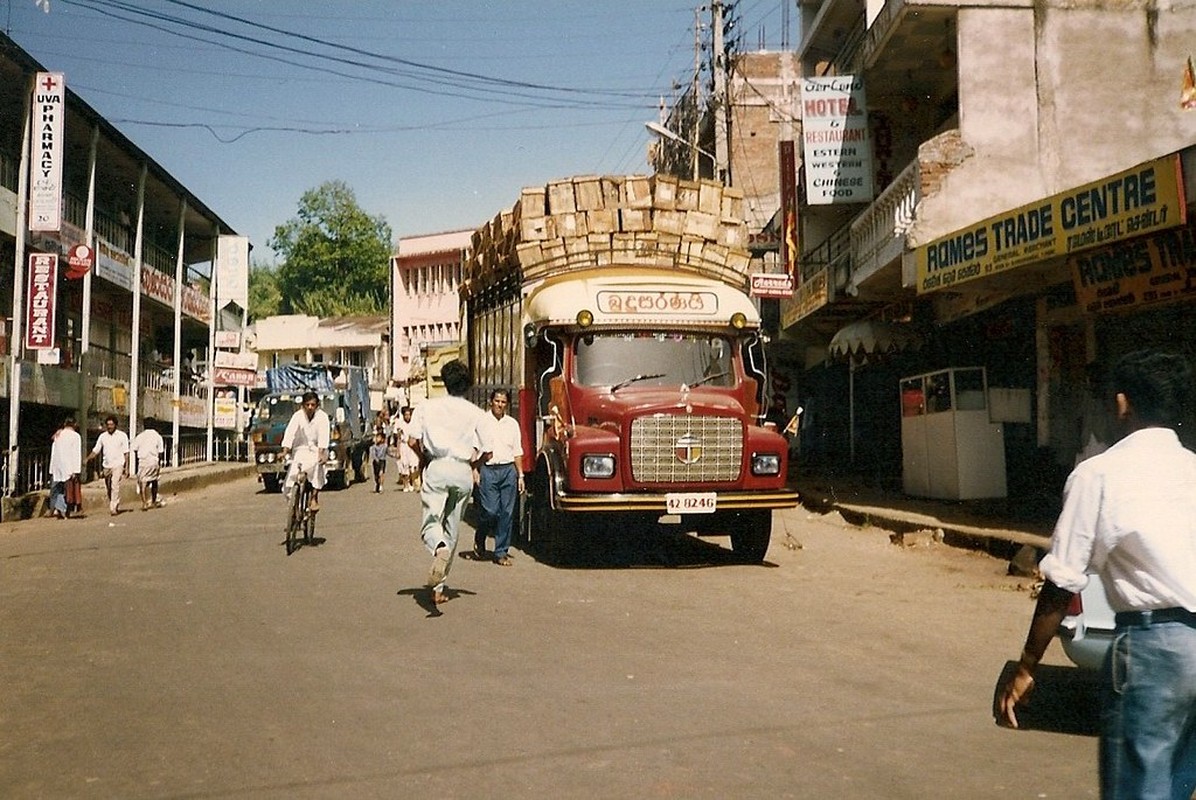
[262,473,282,494]
[526,468,568,564]
[729,509,772,563]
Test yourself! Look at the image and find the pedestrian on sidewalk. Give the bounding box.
[998,349,1196,800]
[132,422,166,510]
[405,360,482,606]
[85,415,129,516]
[48,416,82,519]
[472,388,524,565]
[369,432,388,493]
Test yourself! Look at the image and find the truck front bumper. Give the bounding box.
[555,488,799,513]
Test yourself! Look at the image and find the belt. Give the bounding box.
[483,462,514,468]
[1114,607,1196,627]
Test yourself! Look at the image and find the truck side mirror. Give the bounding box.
[335,407,346,424]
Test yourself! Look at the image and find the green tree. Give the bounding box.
[247,260,282,320]
[269,180,392,316]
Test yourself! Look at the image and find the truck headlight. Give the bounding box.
[266,452,275,463]
[581,454,616,479]
[751,453,781,476]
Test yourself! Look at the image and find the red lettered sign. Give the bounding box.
[25,253,57,349]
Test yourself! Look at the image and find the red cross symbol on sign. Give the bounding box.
[40,74,58,91]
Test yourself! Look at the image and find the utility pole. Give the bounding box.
[711,0,730,184]
[691,5,701,179]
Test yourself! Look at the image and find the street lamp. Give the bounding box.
[644,121,716,162]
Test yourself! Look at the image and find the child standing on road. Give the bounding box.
[394,405,421,492]
[369,432,389,493]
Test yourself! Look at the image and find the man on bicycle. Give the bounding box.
[281,391,329,512]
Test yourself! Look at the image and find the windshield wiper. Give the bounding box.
[687,370,730,388]
[611,373,665,393]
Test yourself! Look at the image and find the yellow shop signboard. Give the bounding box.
[915,155,1185,294]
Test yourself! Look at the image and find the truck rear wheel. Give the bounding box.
[262,473,282,494]
[729,509,772,563]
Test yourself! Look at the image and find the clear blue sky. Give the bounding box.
[4,0,794,263]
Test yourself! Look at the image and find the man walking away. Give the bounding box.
[473,388,524,565]
[48,417,82,519]
[998,349,1196,800]
[85,415,129,516]
[406,360,483,606]
[132,422,166,510]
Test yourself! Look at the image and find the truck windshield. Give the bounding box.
[574,332,734,389]
[255,394,338,422]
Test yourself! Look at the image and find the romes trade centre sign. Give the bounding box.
[915,155,1185,294]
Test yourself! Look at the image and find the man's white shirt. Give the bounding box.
[476,413,523,465]
[92,429,130,470]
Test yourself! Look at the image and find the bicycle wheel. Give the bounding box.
[303,487,315,545]
[285,485,302,555]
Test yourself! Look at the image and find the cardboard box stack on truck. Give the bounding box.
[462,174,798,562]
[248,363,372,492]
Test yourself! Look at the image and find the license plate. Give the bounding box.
[666,492,717,514]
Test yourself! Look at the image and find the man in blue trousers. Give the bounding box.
[473,388,524,566]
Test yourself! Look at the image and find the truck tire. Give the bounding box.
[526,467,568,564]
[353,445,368,483]
[729,509,772,563]
[262,473,282,494]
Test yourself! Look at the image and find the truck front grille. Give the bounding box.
[629,414,742,483]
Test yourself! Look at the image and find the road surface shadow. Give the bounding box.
[992,660,1104,737]
[523,528,778,570]
[279,535,327,555]
[397,586,478,618]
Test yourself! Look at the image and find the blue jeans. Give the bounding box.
[1100,619,1196,800]
[475,463,517,559]
[49,481,67,515]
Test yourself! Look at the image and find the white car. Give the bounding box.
[1056,575,1116,670]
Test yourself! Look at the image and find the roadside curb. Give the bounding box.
[1,463,256,524]
[789,481,1053,561]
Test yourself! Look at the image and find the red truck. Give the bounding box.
[462,175,797,562]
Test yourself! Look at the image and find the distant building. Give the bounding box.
[391,229,472,383]
[247,313,390,405]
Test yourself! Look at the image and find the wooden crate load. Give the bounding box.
[463,175,752,299]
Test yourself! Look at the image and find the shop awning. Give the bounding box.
[828,319,923,358]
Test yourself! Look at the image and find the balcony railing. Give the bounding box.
[800,221,854,288]
[850,157,920,283]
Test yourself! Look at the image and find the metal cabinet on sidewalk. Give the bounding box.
[900,367,1007,500]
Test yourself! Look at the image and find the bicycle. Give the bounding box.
[284,466,316,555]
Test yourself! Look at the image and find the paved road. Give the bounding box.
[1,476,1100,798]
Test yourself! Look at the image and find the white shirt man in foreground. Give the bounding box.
[281,391,330,512]
[998,349,1196,799]
[406,360,482,606]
